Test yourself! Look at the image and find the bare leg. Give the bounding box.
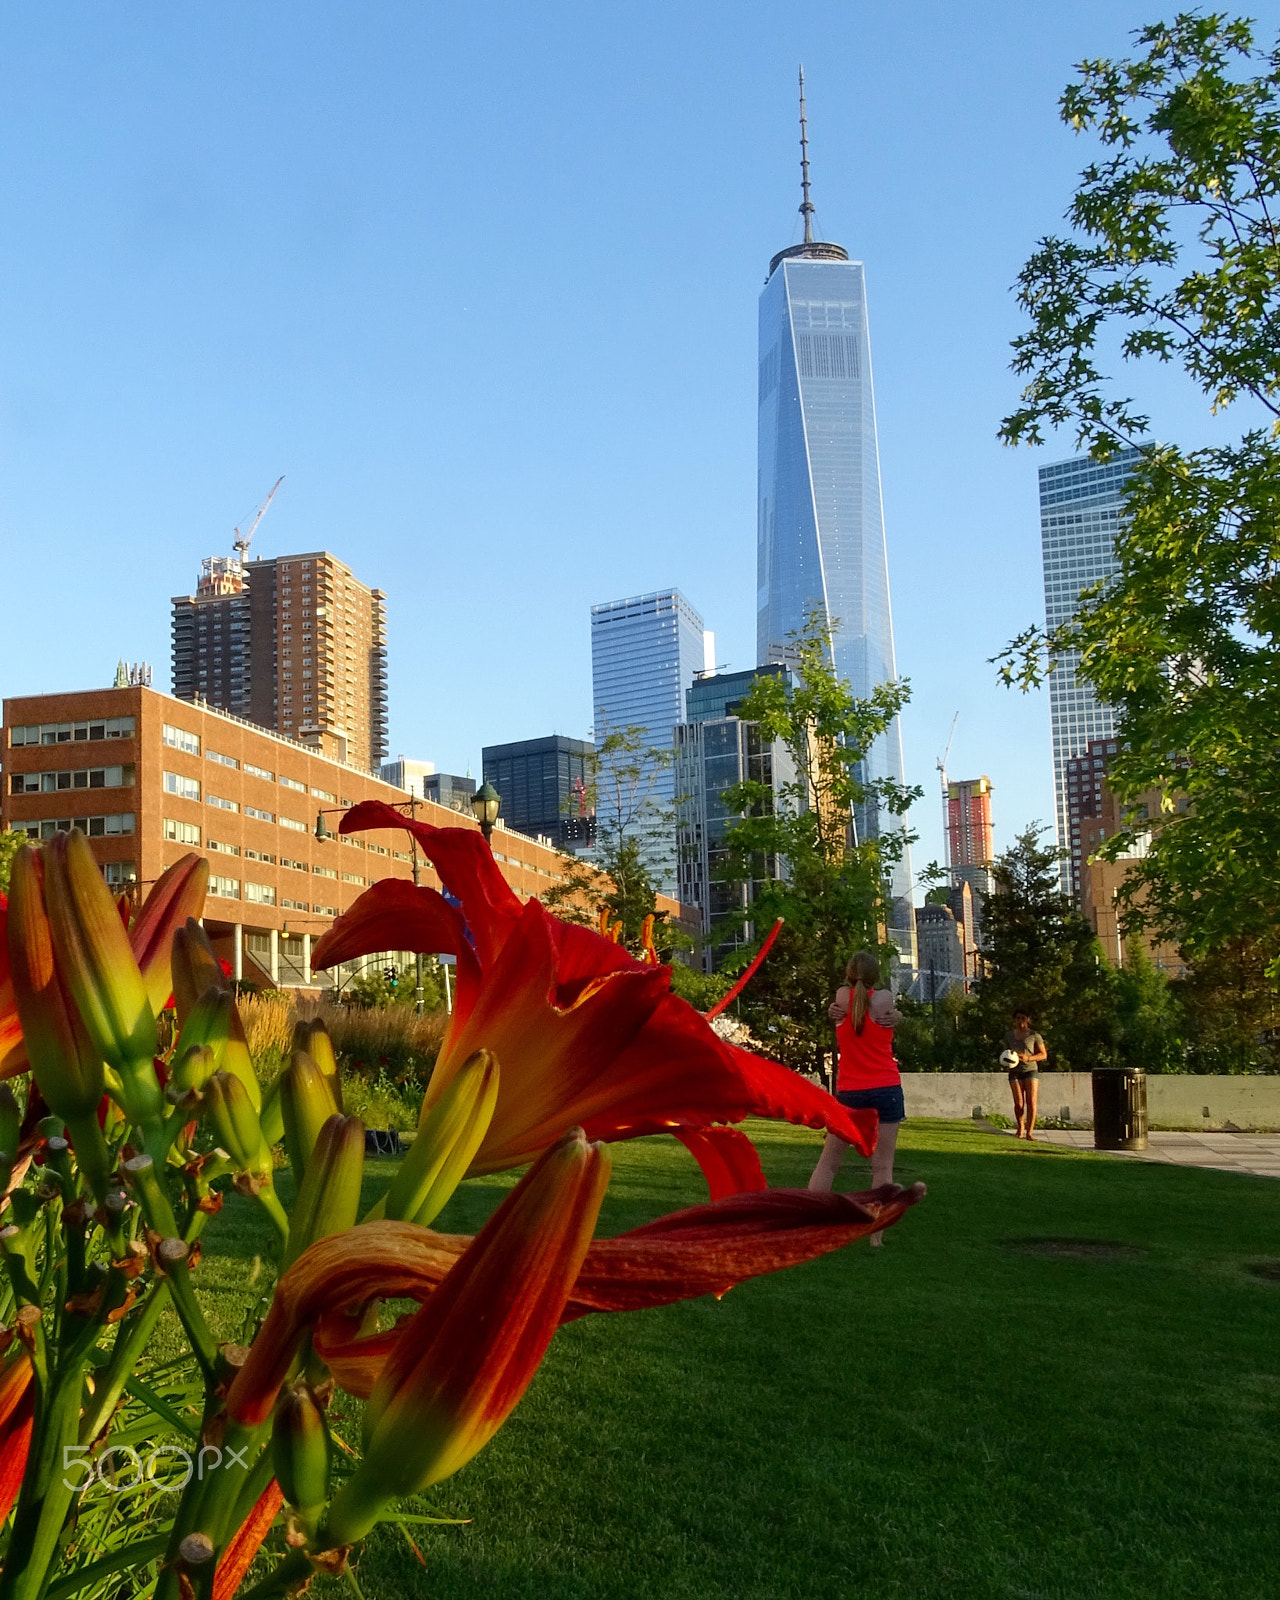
[809,1132,848,1192]
[868,1121,901,1246]
[1024,1078,1040,1140]
[1010,1077,1026,1137]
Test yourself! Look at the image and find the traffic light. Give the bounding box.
[384,965,398,990]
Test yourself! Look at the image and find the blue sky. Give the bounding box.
[3,1,1275,884]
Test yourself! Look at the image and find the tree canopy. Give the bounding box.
[997,12,1280,971]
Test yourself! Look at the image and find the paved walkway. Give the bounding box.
[1010,1128,1280,1179]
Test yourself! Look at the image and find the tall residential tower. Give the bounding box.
[172,550,388,773]
[756,71,914,960]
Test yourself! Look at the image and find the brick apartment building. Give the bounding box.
[2,685,692,990]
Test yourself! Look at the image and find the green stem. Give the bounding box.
[254,1184,290,1248]
[0,1365,84,1600]
[234,1550,312,1600]
[79,1279,170,1443]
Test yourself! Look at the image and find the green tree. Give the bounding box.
[1114,937,1185,1071]
[998,13,1280,971]
[541,724,677,956]
[1173,939,1280,1073]
[713,613,919,1082]
[960,826,1119,1073]
[0,829,23,896]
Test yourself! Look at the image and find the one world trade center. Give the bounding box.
[757,71,915,963]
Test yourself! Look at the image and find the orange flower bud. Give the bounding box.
[171,919,227,1026]
[279,1050,339,1186]
[127,853,209,1018]
[323,1128,608,1544]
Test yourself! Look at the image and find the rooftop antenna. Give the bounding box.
[798,64,814,244]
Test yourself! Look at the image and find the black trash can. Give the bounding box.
[1092,1068,1148,1151]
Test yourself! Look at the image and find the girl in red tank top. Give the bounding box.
[809,951,904,1245]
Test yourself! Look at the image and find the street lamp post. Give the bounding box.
[471,781,501,843]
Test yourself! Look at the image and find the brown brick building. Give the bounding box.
[2,685,692,991]
[172,550,388,772]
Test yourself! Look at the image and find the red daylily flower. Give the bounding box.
[228,1179,925,1419]
[0,1351,35,1524]
[312,804,876,1193]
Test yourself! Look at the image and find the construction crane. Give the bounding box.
[233,476,284,561]
[937,711,959,868]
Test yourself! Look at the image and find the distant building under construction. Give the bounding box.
[172,550,388,774]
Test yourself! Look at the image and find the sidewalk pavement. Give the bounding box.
[1012,1127,1280,1179]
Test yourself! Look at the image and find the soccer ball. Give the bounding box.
[999,1049,1020,1069]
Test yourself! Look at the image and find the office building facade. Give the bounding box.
[1039,447,1142,896]
[379,758,476,816]
[172,550,388,773]
[674,666,795,963]
[590,590,708,892]
[481,735,595,851]
[755,186,914,959]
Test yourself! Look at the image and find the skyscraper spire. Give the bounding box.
[798,64,814,244]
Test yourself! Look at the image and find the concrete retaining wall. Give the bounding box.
[901,1073,1280,1130]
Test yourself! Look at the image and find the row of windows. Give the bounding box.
[14,814,136,839]
[11,717,135,746]
[11,766,133,794]
[161,725,349,802]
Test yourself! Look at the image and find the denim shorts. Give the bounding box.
[837,1084,906,1124]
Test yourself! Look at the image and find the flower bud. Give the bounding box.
[279,1050,339,1187]
[6,844,105,1121]
[170,919,226,1026]
[203,1071,270,1177]
[175,984,260,1110]
[126,855,209,1018]
[272,1380,331,1533]
[293,1019,342,1111]
[171,1043,217,1095]
[324,1128,609,1546]
[41,830,159,1121]
[284,1114,365,1269]
[383,1050,498,1227]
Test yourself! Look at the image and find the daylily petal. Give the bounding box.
[338,801,521,968]
[264,1184,926,1404]
[127,853,209,1017]
[0,1352,35,1525]
[311,878,482,1028]
[212,1479,284,1600]
[672,1126,767,1200]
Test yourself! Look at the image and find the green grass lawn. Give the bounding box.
[195,1121,1280,1600]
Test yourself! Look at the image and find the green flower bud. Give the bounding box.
[284,1115,364,1268]
[279,1050,339,1187]
[203,1072,269,1177]
[272,1380,331,1534]
[383,1051,498,1227]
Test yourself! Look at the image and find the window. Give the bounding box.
[313,904,337,918]
[209,876,240,899]
[207,795,239,813]
[12,716,135,746]
[280,815,307,833]
[245,805,274,822]
[281,856,308,872]
[14,814,135,840]
[279,775,306,793]
[244,847,276,864]
[244,761,273,781]
[163,771,200,802]
[163,725,200,755]
[244,882,276,906]
[341,836,364,850]
[392,850,412,863]
[367,843,388,856]
[311,787,336,802]
[208,840,240,856]
[103,862,137,887]
[164,818,201,846]
[341,872,365,886]
[281,897,309,912]
[313,865,337,879]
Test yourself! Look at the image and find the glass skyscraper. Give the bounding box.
[590,589,708,895]
[1039,447,1141,897]
[756,179,914,960]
